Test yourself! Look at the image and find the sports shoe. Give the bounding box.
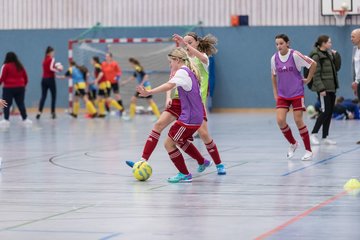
[23,119,33,127]
[126,161,135,168]
[323,138,336,145]
[85,113,97,119]
[216,164,226,175]
[167,172,193,183]
[51,112,56,119]
[301,150,313,161]
[197,159,213,173]
[36,113,41,119]
[122,115,132,121]
[151,116,159,122]
[70,113,77,118]
[194,132,200,138]
[0,119,10,128]
[287,142,299,159]
[310,134,320,145]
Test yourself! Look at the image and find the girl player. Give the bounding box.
[36,46,60,119]
[102,53,124,113]
[0,52,32,127]
[173,32,225,174]
[61,61,97,118]
[127,32,225,175]
[120,58,160,120]
[137,47,204,183]
[91,56,123,118]
[271,34,317,161]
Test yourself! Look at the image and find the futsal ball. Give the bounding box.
[55,62,64,71]
[344,178,360,191]
[306,105,315,115]
[132,161,152,181]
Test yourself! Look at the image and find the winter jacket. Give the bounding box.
[308,48,341,92]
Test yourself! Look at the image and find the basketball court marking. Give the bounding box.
[49,153,125,176]
[281,146,360,176]
[1,153,56,172]
[0,204,97,232]
[6,227,122,240]
[48,145,242,177]
[99,232,123,240]
[254,190,348,240]
[148,161,248,191]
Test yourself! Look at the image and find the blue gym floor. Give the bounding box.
[0,112,359,240]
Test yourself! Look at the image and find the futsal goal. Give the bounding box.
[68,37,176,112]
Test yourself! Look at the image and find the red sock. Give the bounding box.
[205,140,222,165]
[142,130,160,160]
[299,126,312,151]
[280,124,296,145]
[180,141,205,165]
[168,148,189,175]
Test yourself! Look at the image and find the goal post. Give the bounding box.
[67,37,175,112]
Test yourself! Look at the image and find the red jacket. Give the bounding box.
[42,55,56,78]
[0,63,28,88]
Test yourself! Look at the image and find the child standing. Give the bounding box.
[271,34,317,161]
[36,46,60,119]
[0,52,32,127]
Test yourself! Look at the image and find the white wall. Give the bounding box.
[0,0,358,29]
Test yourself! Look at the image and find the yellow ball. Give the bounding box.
[344,178,360,190]
[132,161,152,181]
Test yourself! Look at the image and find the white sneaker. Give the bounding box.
[22,119,33,127]
[122,115,132,121]
[287,142,299,159]
[0,119,10,128]
[310,134,320,145]
[301,150,313,161]
[323,138,336,145]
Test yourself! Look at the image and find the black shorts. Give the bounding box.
[88,89,97,100]
[75,89,86,97]
[98,89,109,97]
[135,91,152,99]
[110,83,119,94]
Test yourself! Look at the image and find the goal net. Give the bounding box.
[68,38,175,112]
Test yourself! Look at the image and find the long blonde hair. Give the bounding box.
[168,47,201,83]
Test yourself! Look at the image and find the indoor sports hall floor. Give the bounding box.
[0,112,359,240]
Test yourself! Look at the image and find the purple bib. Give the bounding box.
[177,67,203,125]
[275,50,304,99]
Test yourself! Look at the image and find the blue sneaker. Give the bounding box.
[167,172,192,183]
[197,159,213,173]
[126,161,135,168]
[216,164,226,175]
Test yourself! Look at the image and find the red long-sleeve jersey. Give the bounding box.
[0,63,28,88]
[42,55,56,78]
